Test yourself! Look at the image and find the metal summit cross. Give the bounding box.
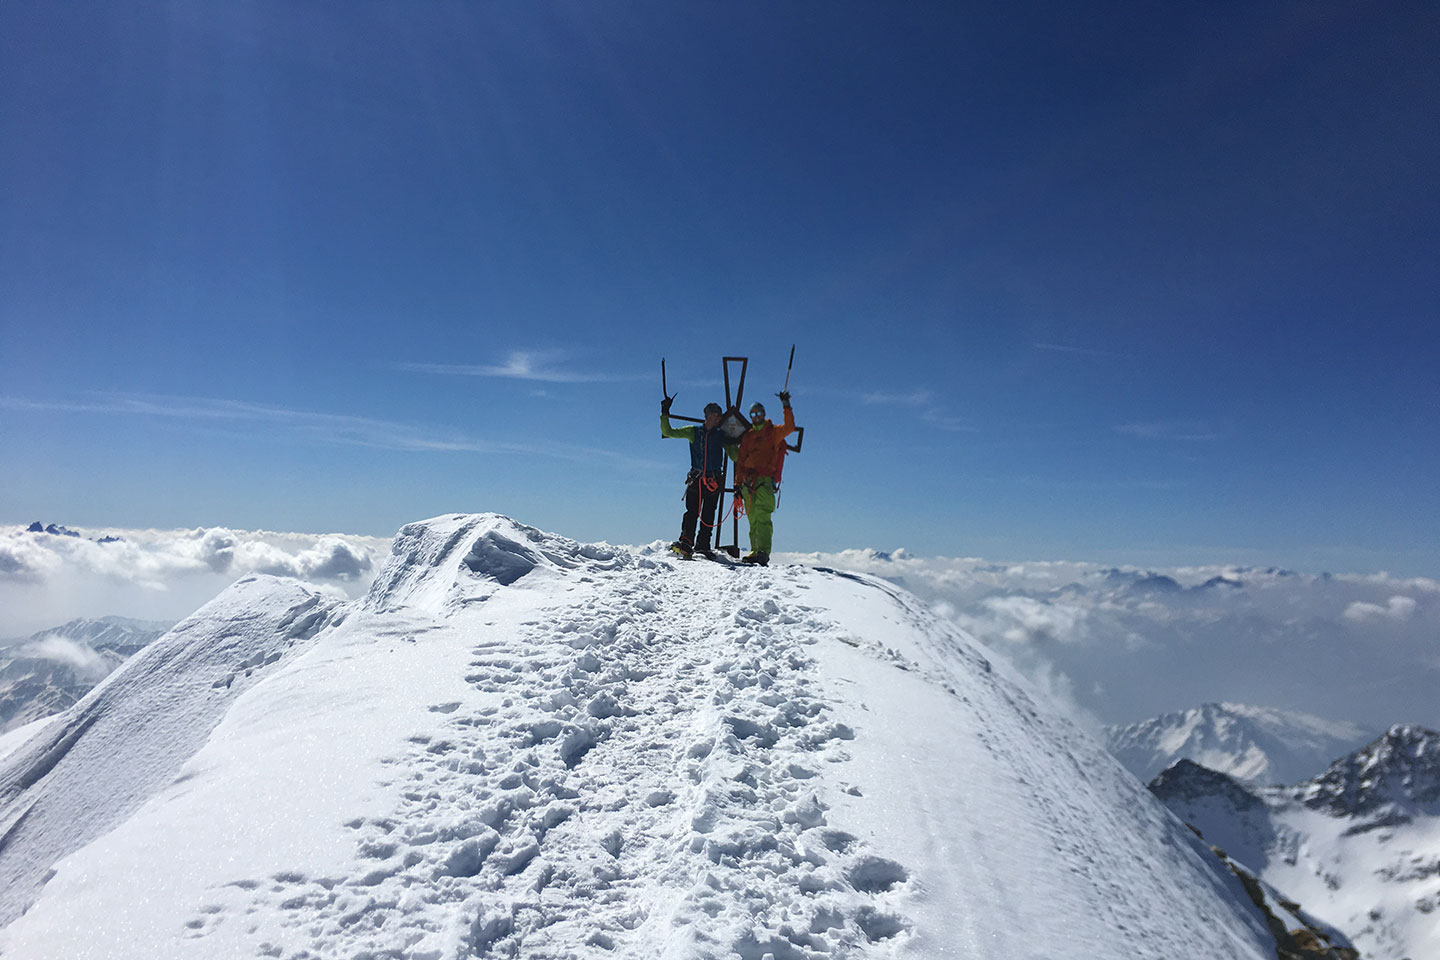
[661,354,805,557]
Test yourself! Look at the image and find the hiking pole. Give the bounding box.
[661,358,676,406]
[777,344,795,398]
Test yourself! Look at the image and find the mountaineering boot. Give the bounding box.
[741,551,769,566]
[670,541,694,560]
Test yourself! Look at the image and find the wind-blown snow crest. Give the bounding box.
[1,515,1281,959]
[365,513,628,614]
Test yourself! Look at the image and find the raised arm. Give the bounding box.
[777,396,796,439]
[661,411,696,440]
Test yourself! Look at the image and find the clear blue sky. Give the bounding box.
[3,1,1437,575]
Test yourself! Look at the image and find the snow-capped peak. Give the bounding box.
[1105,701,1370,785]
[1151,725,1440,960]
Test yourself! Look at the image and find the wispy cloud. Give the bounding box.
[920,409,979,433]
[858,387,976,432]
[1,393,520,454]
[1115,421,1219,442]
[399,350,643,384]
[1033,342,1134,360]
[1,392,667,471]
[18,635,113,680]
[861,389,933,406]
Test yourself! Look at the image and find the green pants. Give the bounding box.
[738,478,777,554]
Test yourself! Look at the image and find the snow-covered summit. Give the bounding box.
[1105,702,1370,785]
[365,513,629,614]
[0,514,1289,959]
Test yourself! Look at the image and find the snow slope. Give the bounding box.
[0,514,1281,959]
[1153,726,1440,960]
[0,578,341,927]
[1106,702,1370,785]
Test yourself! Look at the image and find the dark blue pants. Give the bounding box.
[679,472,722,550]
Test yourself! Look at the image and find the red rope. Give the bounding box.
[699,480,742,528]
[696,428,736,529]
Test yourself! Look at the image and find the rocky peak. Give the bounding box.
[1299,724,1440,816]
[1149,758,1266,813]
[26,522,80,537]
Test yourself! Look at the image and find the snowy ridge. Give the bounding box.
[1152,726,1440,960]
[0,577,342,926]
[1106,702,1369,786]
[0,515,1282,959]
[366,514,629,615]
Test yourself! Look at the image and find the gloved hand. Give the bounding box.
[661,396,673,414]
[777,391,791,406]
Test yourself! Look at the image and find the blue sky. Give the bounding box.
[3,1,1437,575]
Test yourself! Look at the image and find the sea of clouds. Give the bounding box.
[4,522,1436,737]
[0,524,389,641]
[777,549,1440,737]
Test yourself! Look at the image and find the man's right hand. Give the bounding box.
[661,397,673,414]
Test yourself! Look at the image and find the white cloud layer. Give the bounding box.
[776,548,1440,736]
[0,525,391,639]
[1,527,382,591]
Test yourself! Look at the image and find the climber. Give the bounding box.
[729,392,795,566]
[661,398,728,559]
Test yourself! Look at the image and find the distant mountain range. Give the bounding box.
[1152,725,1440,960]
[1105,702,1371,786]
[0,617,172,733]
[21,521,122,543]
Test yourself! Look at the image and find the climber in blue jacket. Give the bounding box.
[660,398,727,559]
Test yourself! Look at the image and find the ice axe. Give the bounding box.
[776,344,795,399]
[661,358,676,407]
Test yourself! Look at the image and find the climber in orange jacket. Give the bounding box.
[728,391,795,566]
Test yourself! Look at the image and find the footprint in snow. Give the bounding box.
[847,854,910,893]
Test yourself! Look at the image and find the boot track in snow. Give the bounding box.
[195,549,910,959]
